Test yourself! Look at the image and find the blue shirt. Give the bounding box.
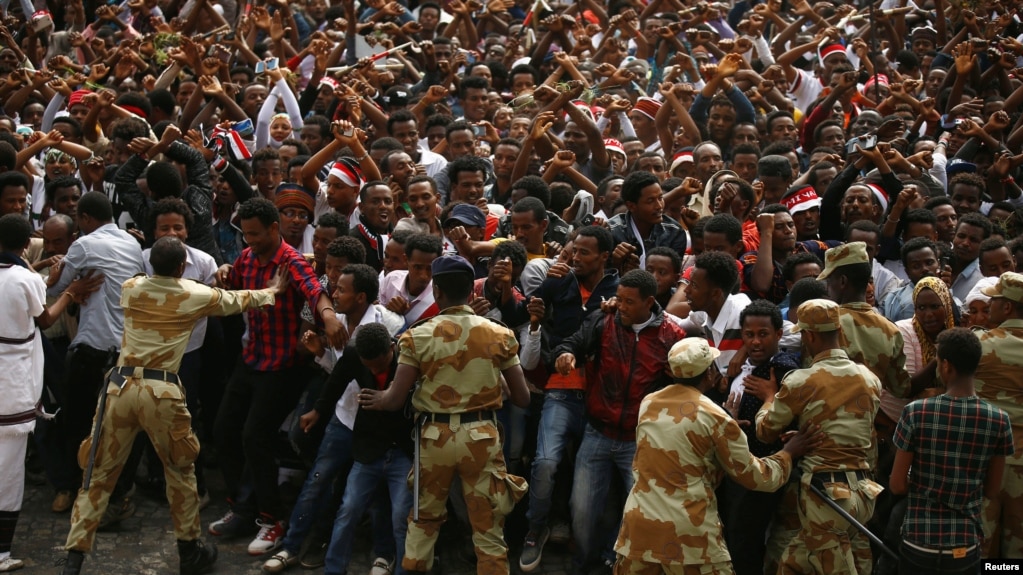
[48,223,144,351]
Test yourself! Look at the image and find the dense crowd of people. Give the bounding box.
[0,0,1020,573]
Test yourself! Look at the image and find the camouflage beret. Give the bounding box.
[791,298,842,333]
[668,338,721,379]
[981,271,1023,304]
[817,241,869,280]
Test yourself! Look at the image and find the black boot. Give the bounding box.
[61,550,85,575]
[178,539,217,575]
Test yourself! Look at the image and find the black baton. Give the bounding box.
[807,482,898,560]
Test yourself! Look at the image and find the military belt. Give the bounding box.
[110,366,180,387]
[427,410,495,424]
[812,469,867,485]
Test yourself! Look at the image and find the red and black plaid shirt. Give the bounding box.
[228,240,325,371]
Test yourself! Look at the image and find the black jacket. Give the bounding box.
[315,346,414,462]
[115,141,221,264]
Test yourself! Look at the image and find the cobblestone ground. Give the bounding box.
[13,467,576,575]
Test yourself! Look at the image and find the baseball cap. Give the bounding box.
[667,338,721,379]
[817,242,869,280]
[946,158,977,177]
[443,204,486,229]
[980,271,1023,303]
[790,298,842,333]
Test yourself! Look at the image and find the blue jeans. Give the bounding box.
[526,390,586,532]
[497,402,530,466]
[281,415,354,554]
[323,448,414,575]
[570,424,636,572]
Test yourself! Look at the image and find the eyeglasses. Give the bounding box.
[281,209,310,221]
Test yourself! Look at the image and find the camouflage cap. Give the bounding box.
[980,271,1023,303]
[790,298,842,333]
[817,241,869,280]
[667,338,721,379]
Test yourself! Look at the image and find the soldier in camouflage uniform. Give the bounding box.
[817,241,910,574]
[974,271,1023,558]
[613,338,821,575]
[62,237,288,575]
[756,299,883,575]
[359,254,531,575]
[818,242,911,400]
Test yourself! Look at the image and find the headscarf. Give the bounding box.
[912,276,956,365]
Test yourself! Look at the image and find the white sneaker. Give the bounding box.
[248,519,285,556]
[262,549,298,573]
[0,557,23,572]
[370,556,394,575]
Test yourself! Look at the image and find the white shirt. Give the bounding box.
[0,263,46,435]
[416,148,448,178]
[787,68,823,115]
[333,305,405,429]
[379,270,436,327]
[143,245,217,352]
[48,223,144,350]
[679,292,751,373]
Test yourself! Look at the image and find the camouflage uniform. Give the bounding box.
[614,339,794,575]
[818,242,911,574]
[400,305,527,575]
[66,275,275,553]
[974,272,1023,558]
[756,299,883,575]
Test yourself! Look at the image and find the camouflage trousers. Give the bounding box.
[66,370,201,552]
[402,418,527,575]
[614,555,735,575]
[982,463,1023,558]
[777,472,881,575]
[765,482,801,574]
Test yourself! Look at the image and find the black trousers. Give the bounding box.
[214,361,306,520]
[723,476,785,575]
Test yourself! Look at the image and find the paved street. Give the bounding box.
[13,466,576,575]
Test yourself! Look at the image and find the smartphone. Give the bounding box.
[266,58,279,71]
[581,213,595,226]
[473,125,486,137]
[254,60,265,74]
[861,134,877,150]
[125,222,138,231]
[233,118,254,137]
[940,114,963,131]
[213,46,231,64]
[30,11,53,33]
[343,126,355,137]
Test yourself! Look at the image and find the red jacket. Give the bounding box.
[554,307,686,441]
